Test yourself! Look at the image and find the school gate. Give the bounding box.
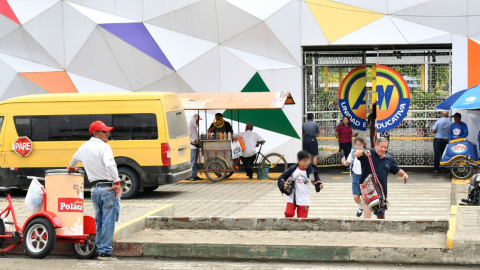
[304,48,452,167]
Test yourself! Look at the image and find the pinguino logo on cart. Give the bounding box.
[58,198,84,212]
[375,65,411,132]
[338,66,367,130]
[452,144,468,154]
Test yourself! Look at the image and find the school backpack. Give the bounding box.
[360,155,387,212]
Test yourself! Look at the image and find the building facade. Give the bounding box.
[0,0,478,163]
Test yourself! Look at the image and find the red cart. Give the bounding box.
[0,172,96,259]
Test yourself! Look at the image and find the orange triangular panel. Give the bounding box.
[20,71,78,93]
[0,0,20,24]
[468,39,480,88]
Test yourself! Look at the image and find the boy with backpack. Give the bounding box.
[278,150,323,218]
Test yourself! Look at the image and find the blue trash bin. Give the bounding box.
[257,164,269,179]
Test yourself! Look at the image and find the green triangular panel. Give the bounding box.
[224,72,300,139]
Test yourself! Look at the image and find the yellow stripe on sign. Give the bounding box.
[113,204,172,242]
[446,216,457,250]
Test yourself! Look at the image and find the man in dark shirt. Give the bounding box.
[208,113,233,134]
[302,113,320,165]
[354,137,408,219]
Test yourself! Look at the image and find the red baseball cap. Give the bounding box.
[89,121,114,134]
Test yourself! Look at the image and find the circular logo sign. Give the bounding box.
[453,128,461,136]
[375,65,411,132]
[338,66,367,130]
[466,96,477,102]
[12,137,33,156]
[452,144,468,154]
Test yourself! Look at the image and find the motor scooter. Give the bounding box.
[440,137,479,179]
[460,156,480,205]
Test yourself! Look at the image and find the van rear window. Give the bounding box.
[14,114,158,141]
[166,111,188,139]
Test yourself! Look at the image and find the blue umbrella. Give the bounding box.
[436,85,480,110]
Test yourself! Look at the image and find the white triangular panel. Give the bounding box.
[0,27,62,69]
[413,33,452,44]
[100,27,174,91]
[219,46,256,92]
[0,14,20,40]
[266,137,296,164]
[67,28,132,90]
[7,0,59,24]
[222,46,296,70]
[146,0,219,43]
[388,0,431,13]
[390,17,449,43]
[137,73,194,93]
[115,0,143,21]
[66,2,136,24]
[265,0,301,65]
[332,17,407,45]
[392,0,467,36]
[468,16,480,37]
[67,72,130,93]
[64,1,97,68]
[0,53,61,72]
[226,0,290,21]
[23,2,65,68]
[1,75,29,101]
[215,0,262,43]
[177,46,220,93]
[143,0,201,21]
[66,0,115,14]
[144,24,217,71]
[0,59,17,97]
[332,0,387,13]
[222,22,298,65]
[300,2,328,46]
[19,75,50,95]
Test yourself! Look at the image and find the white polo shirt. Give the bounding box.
[69,137,120,182]
[234,130,265,158]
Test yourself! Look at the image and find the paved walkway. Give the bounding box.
[121,228,445,248]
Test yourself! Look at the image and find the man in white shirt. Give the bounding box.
[68,121,121,261]
[234,124,265,179]
[187,114,202,181]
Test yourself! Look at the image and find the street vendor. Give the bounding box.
[450,112,468,141]
[68,121,121,261]
[208,113,234,134]
[233,124,265,179]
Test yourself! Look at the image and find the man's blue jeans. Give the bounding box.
[190,149,198,178]
[433,138,449,170]
[91,187,117,255]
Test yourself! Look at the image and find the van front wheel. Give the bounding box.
[118,167,139,199]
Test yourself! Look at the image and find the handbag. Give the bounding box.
[360,155,387,212]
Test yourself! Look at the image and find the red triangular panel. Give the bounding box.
[0,0,20,25]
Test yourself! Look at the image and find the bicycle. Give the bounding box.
[203,141,288,181]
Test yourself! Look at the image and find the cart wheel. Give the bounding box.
[205,157,227,182]
[261,153,288,180]
[73,234,97,259]
[23,218,56,259]
[451,157,474,179]
[0,218,4,249]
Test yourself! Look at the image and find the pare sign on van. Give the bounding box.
[12,137,33,156]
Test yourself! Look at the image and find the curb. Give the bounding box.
[146,216,448,233]
[125,242,480,265]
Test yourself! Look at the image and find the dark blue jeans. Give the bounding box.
[433,138,449,170]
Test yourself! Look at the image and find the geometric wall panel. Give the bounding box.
[0,0,21,25]
[215,0,262,43]
[7,0,58,24]
[226,0,290,21]
[222,46,296,70]
[143,0,201,21]
[0,53,60,72]
[390,17,449,43]
[67,72,129,93]
[0,10,20,40]
[20,71,78,93]
[332,17,407,45]
[300,1,328,46]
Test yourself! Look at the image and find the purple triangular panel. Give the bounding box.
[100,23,175,71]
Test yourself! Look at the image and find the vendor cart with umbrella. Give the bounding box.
[179,92,295,181]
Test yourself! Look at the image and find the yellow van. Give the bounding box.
[0,92,191,199]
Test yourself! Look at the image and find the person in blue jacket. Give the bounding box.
[450,113,468,141]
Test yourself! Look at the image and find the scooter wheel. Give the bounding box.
[23,218,56,259]
[72,234,97,259]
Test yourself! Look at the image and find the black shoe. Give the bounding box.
[356,207,364,217]
[194,176,203,180]
[247,175,253,179]
[98,253,118,261]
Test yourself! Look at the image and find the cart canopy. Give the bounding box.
[436,85,480,110]
[179,91,295,110]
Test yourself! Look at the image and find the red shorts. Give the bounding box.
[284,202,309,218]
